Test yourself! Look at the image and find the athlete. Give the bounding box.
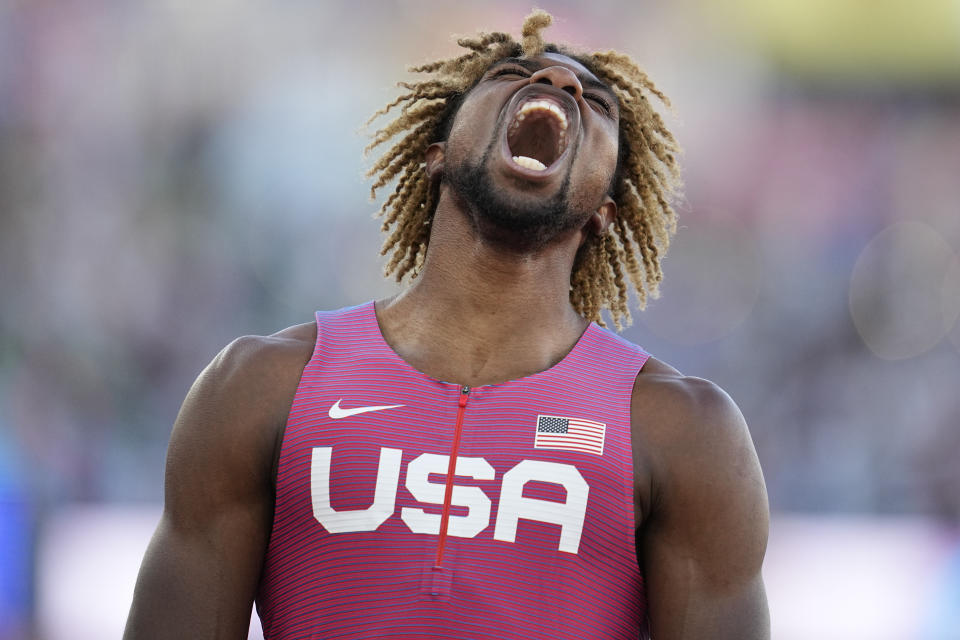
[125,11,769,640]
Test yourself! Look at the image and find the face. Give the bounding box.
[432,52,620,251]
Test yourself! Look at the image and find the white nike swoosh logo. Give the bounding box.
[328,399,405,419]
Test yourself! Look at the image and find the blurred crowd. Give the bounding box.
[1,0,959,635]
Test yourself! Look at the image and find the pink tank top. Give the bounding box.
[256,302,650,639]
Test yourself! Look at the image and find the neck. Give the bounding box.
[376,191,591,387]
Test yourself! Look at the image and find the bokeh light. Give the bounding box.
[849,221,957,360]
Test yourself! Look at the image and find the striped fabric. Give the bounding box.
[256,302,650,639]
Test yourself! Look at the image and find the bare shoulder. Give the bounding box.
[631,355,748,447]
[630,356,767,527]
[163,321,317,518]
[208,321,317,389]
[181,322,317,439]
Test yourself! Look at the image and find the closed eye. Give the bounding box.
[584,92,613,114]
[489,65,531,79]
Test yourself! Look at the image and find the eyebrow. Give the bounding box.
[491,57,617,101]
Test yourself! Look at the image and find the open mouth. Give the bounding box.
[506,98,569,172]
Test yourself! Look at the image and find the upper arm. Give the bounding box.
[635,375,770,640]
[124,327,314,639]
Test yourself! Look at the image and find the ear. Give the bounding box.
[425,142,446,181]
[587,196,618,235]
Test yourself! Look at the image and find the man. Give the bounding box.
[125,11,769,640]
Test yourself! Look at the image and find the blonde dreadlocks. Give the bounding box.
[366,10,681,329]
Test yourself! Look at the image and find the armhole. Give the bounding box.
[269,314,323,490]
[625,344,651,564]
[635,348,651,375]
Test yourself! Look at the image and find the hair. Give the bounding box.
[365,10,681,329]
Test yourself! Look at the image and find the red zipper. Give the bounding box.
[434,385,470,568]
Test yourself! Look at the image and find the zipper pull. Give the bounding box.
[459,385,470,406]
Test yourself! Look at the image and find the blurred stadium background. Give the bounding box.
[1,1,959,638]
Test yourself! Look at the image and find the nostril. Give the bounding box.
[535,78,552,86]
[562,86,576,96]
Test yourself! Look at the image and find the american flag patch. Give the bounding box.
[534,415,606,456]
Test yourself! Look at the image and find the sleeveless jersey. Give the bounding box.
[256,302,650,639]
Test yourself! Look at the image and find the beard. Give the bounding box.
[443,141,592,253]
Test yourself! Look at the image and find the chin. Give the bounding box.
[446,156,589,253]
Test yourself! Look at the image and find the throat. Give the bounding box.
[375,291,590,387]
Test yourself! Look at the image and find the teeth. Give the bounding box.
[512,155,547,171]
[515,99,568,130]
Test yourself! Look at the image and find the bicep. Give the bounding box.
[640,382,770,639]
[124,340,280,639]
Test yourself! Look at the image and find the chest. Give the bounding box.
[277,375,639,554]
